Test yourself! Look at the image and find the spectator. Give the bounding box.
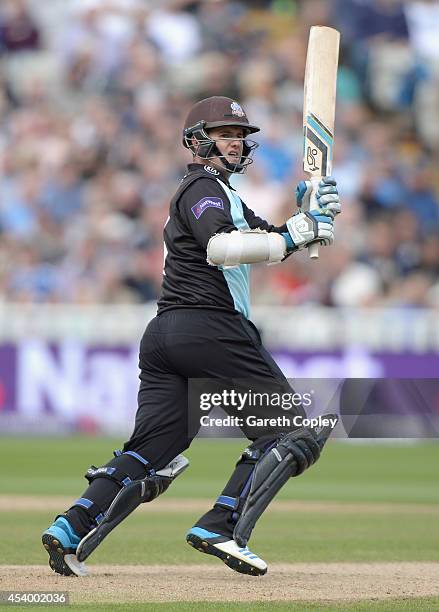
[0,0,437,307]
[0,0,41,53]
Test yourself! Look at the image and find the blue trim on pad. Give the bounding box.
[74,497,93,509]
[123,451,149,466]
[216,495,238,510]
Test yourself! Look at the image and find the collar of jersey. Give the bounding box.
[187,163,235,190]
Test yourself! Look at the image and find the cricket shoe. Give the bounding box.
[186,527,267,576]
[42,517,88,577]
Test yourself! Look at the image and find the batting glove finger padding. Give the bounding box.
[296,176,341,217]
[320,176,337,186]
[295,180,313,208]
[317,197,341,218]
[318,186,338,196]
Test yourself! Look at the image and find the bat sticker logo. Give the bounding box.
[306,146,319,172]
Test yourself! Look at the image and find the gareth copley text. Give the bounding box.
[200,414,338,429]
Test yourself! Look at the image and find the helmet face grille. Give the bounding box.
[183,123,259,175]
[182,97,260,174]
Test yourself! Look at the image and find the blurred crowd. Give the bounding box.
[0,0,438,308]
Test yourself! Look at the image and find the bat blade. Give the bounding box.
[303,26,340,259]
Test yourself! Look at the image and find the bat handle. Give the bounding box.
[309,242,319,259]
[308,176,321,259]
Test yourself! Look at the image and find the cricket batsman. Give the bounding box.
[42,96,341,577]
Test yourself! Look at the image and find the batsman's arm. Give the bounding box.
[206,186,338,268]
[206,212,334,268]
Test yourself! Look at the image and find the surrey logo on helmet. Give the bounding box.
[230,101,245,117]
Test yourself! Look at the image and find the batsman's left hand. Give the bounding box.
[296,176,341,218]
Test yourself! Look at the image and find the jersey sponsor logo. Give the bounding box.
[191,197,224,219]
[203,165,220,175]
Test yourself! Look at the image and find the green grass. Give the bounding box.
[1,437,438,610]
[1,437,438,503]
[1,503,438,565]
[1,437,438,565]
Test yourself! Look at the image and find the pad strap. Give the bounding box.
[87,449,153,490]
[76,454,190,563]
[214,446,267,517]
[72,497,105,525]
[123,450,151,468]
[85,465,133,488]
[215,495,241,511]
[114,449,152,470]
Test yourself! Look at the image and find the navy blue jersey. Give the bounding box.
[157,164,287,318]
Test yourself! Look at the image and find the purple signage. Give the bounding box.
[0,341,438,434]
[271,349,439,379]
[0,345,16,412]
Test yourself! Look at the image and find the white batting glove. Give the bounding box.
[286,210,334,250]
[296,176,341,218]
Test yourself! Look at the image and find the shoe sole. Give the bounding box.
[42,533,76,577]
[186,533,267,576]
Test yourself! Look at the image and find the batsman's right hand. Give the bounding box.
[296,176,341,218]
[286,210,334,251]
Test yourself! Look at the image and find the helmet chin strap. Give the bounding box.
[207,144,245,174]
[222,157,245,173]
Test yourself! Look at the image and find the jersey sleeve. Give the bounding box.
[241,201,288,234]
[178,177,236,249]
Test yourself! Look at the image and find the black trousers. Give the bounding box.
[66,308,302,539]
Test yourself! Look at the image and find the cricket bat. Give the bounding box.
[303,26,340,259]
